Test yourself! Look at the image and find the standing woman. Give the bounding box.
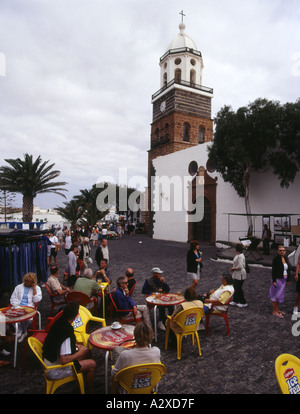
[187,240,203,289]
[230,243,247,307]
[91,227,98,247]
[269,245,291,318]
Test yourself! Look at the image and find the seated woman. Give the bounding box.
[201,273,234,314]
[165,286,204,334]
[111,322,161,381]
[10,273,42,343]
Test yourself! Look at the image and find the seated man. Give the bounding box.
[94,260,111,317]
[200,273,235,314]
[95,259,111,284]
[47,266,70,297]
[73,268,100,300]
[113,276,151,326]
[142,267,170,295]
[42,302,96,394]
[142,267,172,331]
[125,268,136,293]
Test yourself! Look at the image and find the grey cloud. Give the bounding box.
[0,0,299,208]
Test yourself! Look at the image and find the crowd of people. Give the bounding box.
[1,223,299,393]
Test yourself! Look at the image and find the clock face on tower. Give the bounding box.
[160,101,166,112]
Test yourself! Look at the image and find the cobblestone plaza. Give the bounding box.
[0,234,298,394]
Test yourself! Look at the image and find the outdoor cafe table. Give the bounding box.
[97,281,109,319]
[146,293,185,342]
[0,306,40,368]
[88,324,135,394]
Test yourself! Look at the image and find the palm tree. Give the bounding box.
[0,154,67,222]
[55,199,84,232]
[74,184,110,226]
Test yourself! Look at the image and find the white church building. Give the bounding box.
[147,19,300,246]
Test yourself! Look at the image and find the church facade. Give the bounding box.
[147,20,300,245]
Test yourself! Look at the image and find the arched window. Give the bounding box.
[190,69,196,86]
[198,127,205,143]
[206,157,216,172]
[188,160,198,176]
[175,68,181,83]
[155,128,159,139]
[163,72,167,86]
[165,123,169,138]
[183,122,190,142]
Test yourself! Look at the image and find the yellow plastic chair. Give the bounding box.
[28,336,85,394]
[165,307,204,360]
[72,305,106,347]
[111,362,167,394]
[275,353,300,394]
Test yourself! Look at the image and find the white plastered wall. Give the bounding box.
[151,143,300,243]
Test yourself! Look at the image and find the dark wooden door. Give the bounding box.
[194,197,211,243]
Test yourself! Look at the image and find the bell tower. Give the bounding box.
[146,13,214,233]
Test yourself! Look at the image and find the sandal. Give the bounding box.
[273,312,284,319]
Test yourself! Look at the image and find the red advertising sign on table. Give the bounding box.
[89,324,135,350]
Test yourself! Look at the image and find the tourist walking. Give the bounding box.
[64,244,78,287]
[293,253,300,314]
[262,224,272,255]
[230,243,248,307]
[186,240,203,289]
[91,227,99,247]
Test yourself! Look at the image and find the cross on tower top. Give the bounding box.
[179,10,186,23]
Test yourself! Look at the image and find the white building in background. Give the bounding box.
[147,18,300,245]
[104,206,119,222]
[152,142,300,244]
[0,206,66,229]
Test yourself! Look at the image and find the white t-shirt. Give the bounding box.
[50,236,58,249]
[111,346,161,377]
[65,235,72,249]
[102,246,109,262]
[43,338,74,380]
[44,337,72,367]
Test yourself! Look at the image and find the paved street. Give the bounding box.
[0,233,299,395]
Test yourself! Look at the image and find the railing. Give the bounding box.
[160,47,202,62]
[152,78,213,100]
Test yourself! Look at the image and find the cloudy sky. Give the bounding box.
[0,0,299,209]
